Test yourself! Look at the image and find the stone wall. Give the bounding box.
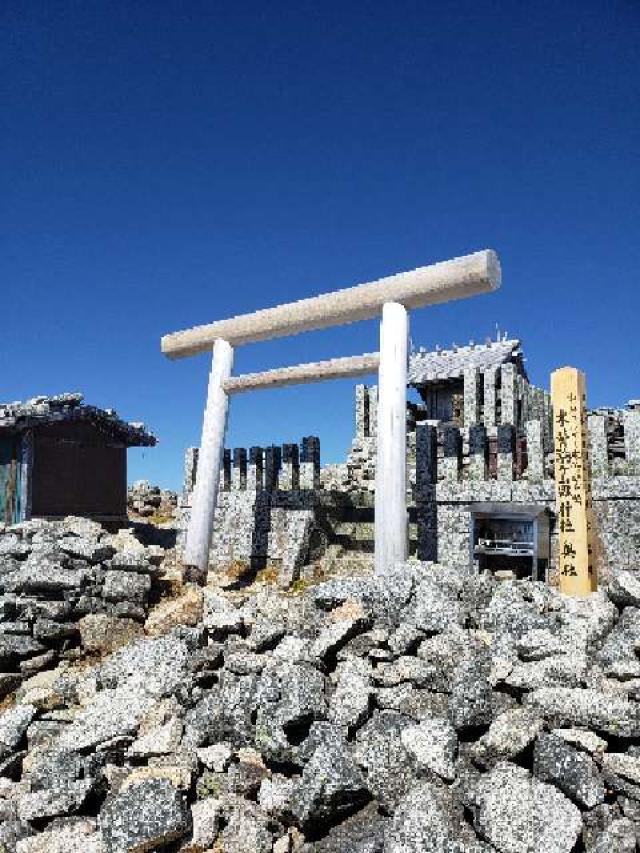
[179,437,325,586]
[593,477,640,573]
[179,491,318,588]
[0,516,166,700]
[427,477,640,581]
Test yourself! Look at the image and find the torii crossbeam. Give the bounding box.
[161,249,501,575]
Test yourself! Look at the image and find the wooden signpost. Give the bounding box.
[161,249,501,575]
[550,367,597,596]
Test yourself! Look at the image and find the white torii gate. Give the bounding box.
[161,249,501,575]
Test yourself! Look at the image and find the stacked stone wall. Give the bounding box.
[0,516,167,700]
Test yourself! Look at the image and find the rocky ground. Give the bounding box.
[1,518,640,852]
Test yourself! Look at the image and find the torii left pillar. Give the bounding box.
[183,338,234,578]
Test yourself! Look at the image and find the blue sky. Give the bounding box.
[2,1,639,489]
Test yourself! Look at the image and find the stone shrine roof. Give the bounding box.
[408,338,524,385]
[0,392,156,447]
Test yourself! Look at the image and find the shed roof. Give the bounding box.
[408,338,524,385]
[0,393,156,447]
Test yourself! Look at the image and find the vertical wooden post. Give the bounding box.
[550,366,597,596]
[375,302,409,573]
[184,338,234,574]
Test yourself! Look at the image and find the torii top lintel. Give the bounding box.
[160,249,501,359]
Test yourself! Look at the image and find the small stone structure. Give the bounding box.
[0,393,156,525]
[128,480,178,520]
[179,336,640,586]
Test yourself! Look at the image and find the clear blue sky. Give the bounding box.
[2,1,638,489]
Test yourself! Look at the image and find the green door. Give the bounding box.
[0,434,23,524]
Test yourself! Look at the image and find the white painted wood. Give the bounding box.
[183,339,234,572]
[223,353,380,395]
[375,302,409,573]
[162,250,500,358]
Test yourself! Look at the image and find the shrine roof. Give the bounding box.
[0,393,156,447]
[408,338,524,385]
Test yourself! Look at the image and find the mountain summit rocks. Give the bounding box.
[1,519,640,851]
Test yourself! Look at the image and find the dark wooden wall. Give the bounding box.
[31,421,127,518]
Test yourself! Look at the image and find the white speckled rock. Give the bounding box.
[56,687,156,751]
[384,779,486,853]
[220,799,273,853]
[552,728,607,755]
[401,718,458,780]
[469,763,582,853]
[469,707,543,767]
[0,704,36,760]
[196,742,232,772]
[607,570,640,608]
[186,797,223,851]
[328,657,372,731]
[524,687,640,737]
[127,717,183,758]
[533,734,605,809]
[602,752,640,784]
[16,819,105,853]
[99,778,190,852]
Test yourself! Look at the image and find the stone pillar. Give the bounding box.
[300,436,320,489]
[463,368,481,427]
[543,391,553,451]
[374,303,408,573]
[355,385,367,440]
[497,424,515,481]
[183,338,234,573]
[525,420,544,483]
[528,386,541,421]
[280,443,300,491]
[623,409,640,474]
[264,446,281,492]
[587,415,608,478]
[183,447,199,495]
[441,425,462,482]
[247,446,264,492]
[415,424,437,562]
[415,424,437,495]
[483,367,498,428]
[468,424,488,480]
[232,447,247,491]
[500,363,517,426]
[521,379,532,425]
[368,386,378,438]
[220,449,232,492]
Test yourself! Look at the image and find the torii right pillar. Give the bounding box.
[374,302,409,573]
[550,366,598,596]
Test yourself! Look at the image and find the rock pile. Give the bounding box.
[1,545,640,851]
[127,481,178,520]
[0,517,167,700]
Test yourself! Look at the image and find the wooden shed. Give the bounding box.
[0,393,156,524]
